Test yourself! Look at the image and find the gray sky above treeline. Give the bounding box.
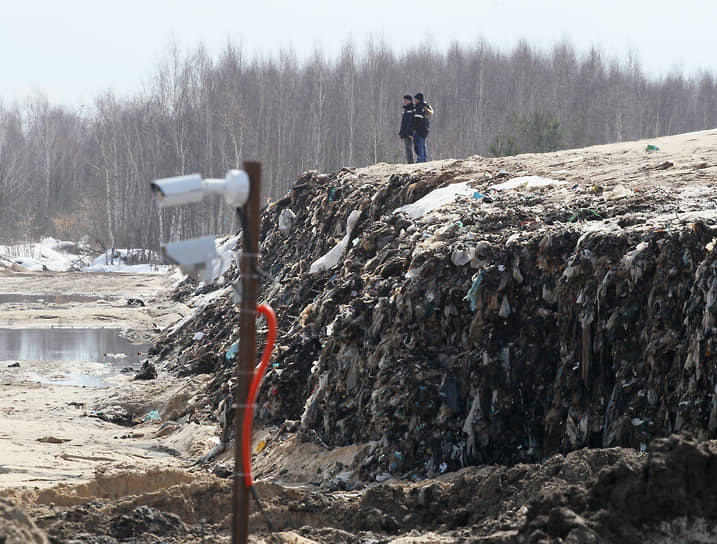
[1,0,713,107]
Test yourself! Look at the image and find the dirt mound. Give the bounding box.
[32,469,197,508]
[17,434,717,543]
[27,472,230,543]
[518,434,717,543]
[0,498,49,544]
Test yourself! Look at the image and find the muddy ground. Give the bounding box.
[0,270,219,540]
[3,130,717,543]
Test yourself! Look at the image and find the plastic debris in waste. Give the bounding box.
[134,361,157,381]
[144,410,161,422]
[225,341,239,360]
[452,246,473,266]
[393,181,474,219]
[490,176,567,191]
[606,185,630,200]
[278,208,296,234]
[309,209,362,274]
[464,270,484,311]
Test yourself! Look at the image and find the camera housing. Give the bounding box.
[151,170,249,208]
[150,174,205,207]
[161,236,220,281]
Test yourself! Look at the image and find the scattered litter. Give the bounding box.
[490,176,567,191]
[225,342,238,360]
[36,436,71,444]
[104,353,127,360]
[309,210,362,273]
[143,410,161,422]
[278,208,296,234]
[134,361,157,381]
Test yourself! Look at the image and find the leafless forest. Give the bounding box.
[0,40,715,249]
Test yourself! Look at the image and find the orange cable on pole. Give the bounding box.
[241,303,277,488]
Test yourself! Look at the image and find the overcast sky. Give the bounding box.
[1,0,715,107]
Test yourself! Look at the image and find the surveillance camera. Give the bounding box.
[161,236,220,281]
[151,170,249,208]
[150,174,205,207]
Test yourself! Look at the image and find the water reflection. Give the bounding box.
[43,373,112,388]
[0,328,148,365]
[0,328,151,387]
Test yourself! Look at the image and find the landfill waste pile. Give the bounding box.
[160,132,717,474]
[110,130,717,542]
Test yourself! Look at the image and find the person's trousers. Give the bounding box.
[413,134,427,163]
[402,137,414,163]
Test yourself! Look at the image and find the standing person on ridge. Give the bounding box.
[412,92,432,163]
[399,94,415,163]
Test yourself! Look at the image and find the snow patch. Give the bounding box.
[0,237,84,272]
[0,236,241,276]
[86,249,168,274]
[393,182,475,219]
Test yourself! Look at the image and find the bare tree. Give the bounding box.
[1,39,716,247]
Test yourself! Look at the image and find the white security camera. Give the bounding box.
[151,174,204,207]
[161,236,220,280]
[151,170,249,208]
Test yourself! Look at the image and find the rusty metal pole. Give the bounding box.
[234,161,261,544]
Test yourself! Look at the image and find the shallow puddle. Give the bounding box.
[0,327,150,387]
[40,372,121,388]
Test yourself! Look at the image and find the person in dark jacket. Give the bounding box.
[412,92,430,162]
[399,94,414,163]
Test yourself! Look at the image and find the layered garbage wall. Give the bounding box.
[258,170,717,478]
[159,138,717,481]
